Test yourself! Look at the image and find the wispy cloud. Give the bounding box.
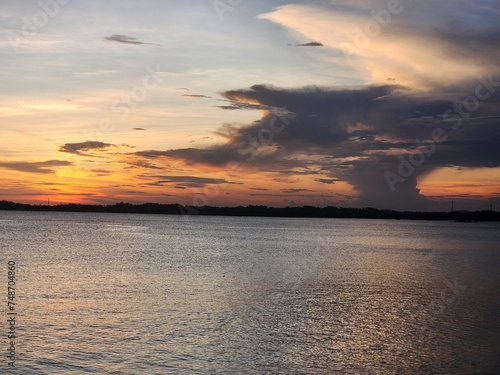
[181,94,212,99]
[125,160,163,170]
[281,188,316,194]
[316,178,337,184]
[296,41,323,47]
[59,141,114,156]
[141,175,230,188]
[0,160,73,174]
[103,34,161,46]
[90,169,112,177]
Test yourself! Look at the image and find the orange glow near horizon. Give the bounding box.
[1,150,359,207]
[418,167,500,199]
[4,148,499,208]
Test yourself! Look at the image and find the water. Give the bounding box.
[1,211,499,374]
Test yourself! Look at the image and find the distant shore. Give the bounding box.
[1,200,499,221]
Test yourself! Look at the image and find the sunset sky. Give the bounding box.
[1,0,499,211]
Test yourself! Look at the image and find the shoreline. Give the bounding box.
[1,201,499,222]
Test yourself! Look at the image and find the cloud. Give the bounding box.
[125,160,163,170]
[181,94,212,99]
[316,178,337,184]
[103,34,161,46]
[140,175,229,188]
[133,127,146,131]
[216,102,273,111]
[132,82,500,210]
[90,169,112,177]
[280,188,316,194]
[59,141,114,155]
[0,160,73,174]
[135,147,243,166]
[258,1,500,89]
[296,41,323,47]
[52,192,96,196]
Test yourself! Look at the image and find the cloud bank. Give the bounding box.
[134,81,500,210]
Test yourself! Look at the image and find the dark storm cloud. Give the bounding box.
[222,84,396,120]
[0,160,73,174]
[135,147,244,166]
[216,102,274,111]
[133,81,500,210]
[59,141,113,155]
[104,34,160,46]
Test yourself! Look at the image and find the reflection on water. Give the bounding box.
[1,211,499,374]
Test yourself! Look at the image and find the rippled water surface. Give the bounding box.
[1,211,499,374]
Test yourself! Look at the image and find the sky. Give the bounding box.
[1,0,499,211]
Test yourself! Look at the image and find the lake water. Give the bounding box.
[1,211,499,374]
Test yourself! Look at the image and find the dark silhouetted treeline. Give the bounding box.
[0,200,499,221]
